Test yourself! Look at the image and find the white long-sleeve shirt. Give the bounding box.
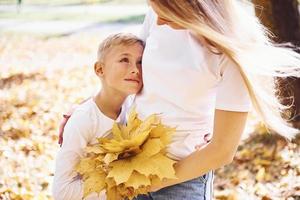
[52,98,128,200]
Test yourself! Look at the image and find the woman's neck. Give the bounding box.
[93,89,127,120]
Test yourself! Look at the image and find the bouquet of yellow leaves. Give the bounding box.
[76,109,177,200]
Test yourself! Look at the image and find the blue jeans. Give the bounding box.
[133,171,214,200]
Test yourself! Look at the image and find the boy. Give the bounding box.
[52,33,144,200]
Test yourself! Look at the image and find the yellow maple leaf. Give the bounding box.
[135,186,150,196]
[97,137,110,144]
[136,153,177,180]
[149,175,161,186]
[126,107,142,134]
[119,127,150,149]
[125,171,151,189]
[83,170,106,198]
[85,145,105,154]
[106,186,122,200]
[256,167,266,182]
[105,177,117,189]
[112,123,123,141]
[103,153,119,165]
[100,123,151,153]
[99,109,174,157]
[76,156,100,175]
[150,124,175,147]
[100,140,126,153]
[119,124,130,140]
[117,146,142,160]
[140,138,163,157]
[107,151,176,184]
[130,113,158,138]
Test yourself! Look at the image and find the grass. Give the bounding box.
[0,1,147,37]
[0,0,147,6]
[0,11,145,22]
[0,0,147,22]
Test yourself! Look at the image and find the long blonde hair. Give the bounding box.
[151,0,300,139]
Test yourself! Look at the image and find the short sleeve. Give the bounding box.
[215,55,252,112]
[139,8,156,42]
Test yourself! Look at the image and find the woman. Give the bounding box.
[134,0,299,199]
[59,0,300,199]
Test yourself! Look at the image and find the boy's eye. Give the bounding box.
[120,58,129,63]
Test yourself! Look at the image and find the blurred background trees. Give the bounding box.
[252,0,300,129]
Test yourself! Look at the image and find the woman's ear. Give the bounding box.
[94,61,104,77]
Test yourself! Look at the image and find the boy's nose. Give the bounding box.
[131,65,140,74]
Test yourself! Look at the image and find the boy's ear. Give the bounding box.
[94,61,104,77]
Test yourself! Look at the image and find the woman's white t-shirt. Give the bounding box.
[135,8,251,160]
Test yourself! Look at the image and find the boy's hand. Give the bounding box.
[58,105,80,146]
[194,133,211,150]
[58,114,71,146]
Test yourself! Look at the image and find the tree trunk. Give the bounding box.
[252,0,300,128]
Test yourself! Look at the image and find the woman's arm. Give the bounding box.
[151,109,248,191]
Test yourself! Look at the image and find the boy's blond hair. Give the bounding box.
[97,33,144,62]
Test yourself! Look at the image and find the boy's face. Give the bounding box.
[97,43,144,95]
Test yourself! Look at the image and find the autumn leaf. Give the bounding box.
[130,113,158,138]
[99,119,153,153]
[126,107,142,134]
[83,170,107,198]
[76,156,101,175]
[135,153,177,180]
[150,124,175,147]
[85,145,105,154]
[125,171,151,189]
[112,123,123,141]
[107,151,177,184]
[256,167,266,182]
[106,186,122,200]
[103,153,119,165]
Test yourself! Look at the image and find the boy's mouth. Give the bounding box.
[124,79,140,84]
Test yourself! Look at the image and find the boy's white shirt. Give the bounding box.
[52,97,131,200]
[135,8,252,160]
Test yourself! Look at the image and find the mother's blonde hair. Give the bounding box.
[151,0,300,139]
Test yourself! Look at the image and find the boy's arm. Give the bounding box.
[53,110,99,200]
[58,97,92,146]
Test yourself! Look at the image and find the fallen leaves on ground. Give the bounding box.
[0,33,100,199]
[214,132,300,200]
